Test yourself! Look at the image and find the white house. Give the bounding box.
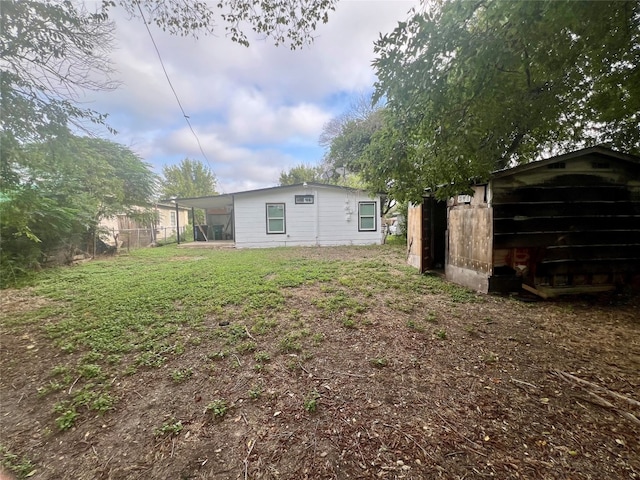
[172,183,384,248]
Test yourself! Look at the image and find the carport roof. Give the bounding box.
[163,194,233,210]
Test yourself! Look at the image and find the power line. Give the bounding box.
[136,4,212,169]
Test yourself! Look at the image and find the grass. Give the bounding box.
[0,445,36,479]
[3,243,479,434]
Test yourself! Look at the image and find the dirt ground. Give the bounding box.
[1,246,639,479]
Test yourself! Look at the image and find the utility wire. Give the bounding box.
[136,4,212,169]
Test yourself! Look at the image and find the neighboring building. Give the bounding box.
[99,203,190,248]
[172,183,383,248]
[407,146,640,297]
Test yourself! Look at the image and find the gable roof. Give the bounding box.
[165,183,377,210]
[491,146,640,180]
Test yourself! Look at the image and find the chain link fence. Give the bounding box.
[102,226,190,252]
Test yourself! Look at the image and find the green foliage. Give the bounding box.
[369,357,388,368]
[372,0,640,201]
[206,399,228,418]
[0,445,37,479]
[170,368,193,383]
[278,163,324,186]
[0,1,115,144]
[1,135,157,285]
[113,0,337,48]
[248,385,262,399]
[154,419,183,436]
[160,158,217,203]
[54,408,78,431]
[303,390,320,413]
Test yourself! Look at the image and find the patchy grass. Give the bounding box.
[1,244,639,480]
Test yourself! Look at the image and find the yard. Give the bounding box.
[1,244,638,479]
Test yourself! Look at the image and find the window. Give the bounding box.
[170,211,176,227]
[266,203,286,234]
[295,194,314,204]
[358,202,376,231]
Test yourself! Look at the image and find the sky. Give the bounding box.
[89,1,417,194]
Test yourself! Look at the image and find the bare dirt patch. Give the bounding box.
[1,247,638,480]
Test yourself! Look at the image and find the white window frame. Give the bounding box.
[170,211,176,227]
[358,202,377,232]
[266,203,286,234]
[295,194,314,204]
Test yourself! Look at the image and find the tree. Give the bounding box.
[372,0,640,201]
[160,158,217,199]
[113,0,337,48]
[278,163,323,185]
[160,159,217,225]
[1,135,157,284]
[0,0,117,146]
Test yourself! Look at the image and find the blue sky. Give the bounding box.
[90,1,417,193]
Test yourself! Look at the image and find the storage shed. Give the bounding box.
[407,146,640,297]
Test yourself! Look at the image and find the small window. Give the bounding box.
[295,194,314,204]
[170,211,176,227]
[358,202,377,231]
[266,203,286,234]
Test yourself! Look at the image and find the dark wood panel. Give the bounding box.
[537,259,640,276]
[493,202,640,219]
[494,216,640,234]
[540,244,640,262]
[494,185,631,203]
[493,230,640,249]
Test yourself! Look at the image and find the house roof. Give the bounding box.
[165,183,378,210]
[490,146,640,180]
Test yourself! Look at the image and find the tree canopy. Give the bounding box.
[0,135,157,283]
[370,0,640,201]
[0,0,116,144]
[160,158,217,199]
[278,163,323,186]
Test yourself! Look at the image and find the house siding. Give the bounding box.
[233,185,382,248]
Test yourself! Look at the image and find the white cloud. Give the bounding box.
[91,0,417,192]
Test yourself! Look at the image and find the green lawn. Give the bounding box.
[2,243,638,480]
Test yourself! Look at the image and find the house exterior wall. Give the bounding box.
[98,204,189,246]
[156,204,190,234]
[445,185,493,293]
[233,185,382,248]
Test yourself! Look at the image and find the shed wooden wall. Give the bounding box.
[491,152,640,292]
[445,186,493,293]
[407,203,423,271]
[234,185,382,248]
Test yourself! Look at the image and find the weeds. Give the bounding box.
[0,445,36,479]
[206,399,228,418]
[248,385,262,400]
[370,357,389,368]
[154,420,183,436]
[54,407,78,431]
[303,390,321,413]
[171,368,193,383]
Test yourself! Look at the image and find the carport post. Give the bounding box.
[175,201,180,244]
[192,207,196,241]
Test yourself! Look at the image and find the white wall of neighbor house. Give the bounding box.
[233,185,382,248]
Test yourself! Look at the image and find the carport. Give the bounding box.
[169,194,235,244]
